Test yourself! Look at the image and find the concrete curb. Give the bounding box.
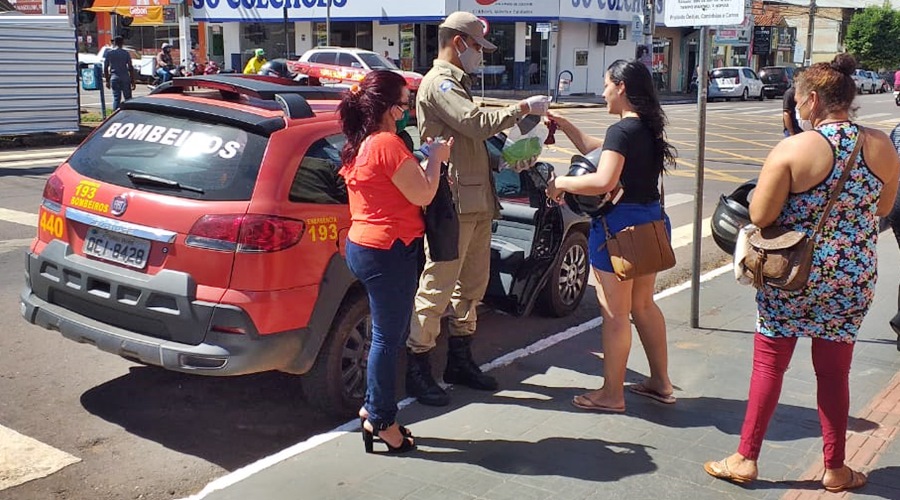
[0,125,96,151]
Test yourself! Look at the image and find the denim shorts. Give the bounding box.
[589,202,672,273]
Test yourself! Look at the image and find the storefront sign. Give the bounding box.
[560,0,664,24]
[663,0,742,27]
[11,0,44,14]
[776,27,794,51]
[191,0,447,22]
[752,26,771,55]
[536,22,551,33]
[459,0,559,18]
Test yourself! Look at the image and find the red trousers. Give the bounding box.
[738,333,855,469]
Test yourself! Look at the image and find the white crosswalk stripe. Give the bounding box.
[0,425,80,491]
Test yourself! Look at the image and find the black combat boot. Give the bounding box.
[443,336,498,391]
[405,349,450,407]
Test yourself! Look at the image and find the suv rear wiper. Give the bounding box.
[126,172,205,194]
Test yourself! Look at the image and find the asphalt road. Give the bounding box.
[0,93,897,500]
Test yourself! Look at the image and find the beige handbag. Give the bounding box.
[742,129,864,291]
[601,176,675,281]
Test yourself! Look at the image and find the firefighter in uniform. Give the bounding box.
[406,10,551,406]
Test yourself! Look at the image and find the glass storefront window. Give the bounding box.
[240,22,296,60]
[652,38,672,92]
[316,22,373,50]
[123,25,200,60]
[525,23,549,88]
[480,22,514,89]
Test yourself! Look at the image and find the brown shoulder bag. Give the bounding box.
[742,129,864,291]
[601,175,676,281]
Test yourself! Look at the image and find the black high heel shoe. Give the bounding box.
[359,416,412,439]
[362,420,416,454]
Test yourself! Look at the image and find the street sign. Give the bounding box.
[536,22,551,33]
[663,0,744,28]
[631,15,643,43]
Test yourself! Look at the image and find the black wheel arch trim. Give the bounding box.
[283,252,360,374]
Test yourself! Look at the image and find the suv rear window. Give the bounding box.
[711,69,739,79]
[67,110,268,201]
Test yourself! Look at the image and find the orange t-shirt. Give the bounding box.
[339,132,423,250]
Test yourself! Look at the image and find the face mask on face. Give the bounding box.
[395,108,410,134]
[795,98,813,131]
[455,39,483,74]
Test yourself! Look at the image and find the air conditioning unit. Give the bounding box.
[596,23,619,46]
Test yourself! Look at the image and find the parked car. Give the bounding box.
[757,66,795,99]
[20,74,590,417]
[708,66,764,101]
[867,71,889,93]
[292,46,422,89]
[852,69,876,94]
[78,45,154,83]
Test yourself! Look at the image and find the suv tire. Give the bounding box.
[538,231,589,317]
[303,292,371,416]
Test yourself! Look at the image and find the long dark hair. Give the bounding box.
[606,59,677,170]
[338,70,407,166]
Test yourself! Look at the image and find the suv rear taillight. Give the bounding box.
[42,174,64,212]
[186,214,306,253]
[735,74,741,84]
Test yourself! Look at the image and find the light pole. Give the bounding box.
[283,4,290,58]
[326,0,332,46]
[805,0,816,66]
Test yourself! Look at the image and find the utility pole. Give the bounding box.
[325,0,332,46]
[805,0,816,66]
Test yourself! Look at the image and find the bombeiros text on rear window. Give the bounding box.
[100,122,243,160]
[68,110,268,201]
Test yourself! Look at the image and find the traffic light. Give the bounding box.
[77,0,95,24]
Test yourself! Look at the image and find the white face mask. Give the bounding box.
[795,98,813,131]
[456,39,483,74]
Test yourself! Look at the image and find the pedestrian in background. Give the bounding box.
[404,10,551,407]
[704,53,900,492]
[337,70,453,454]
[782,85,801,137]
[103,36,134,111]
[545,59,677,413]
[889,124,900,345]
[243,48,266,75]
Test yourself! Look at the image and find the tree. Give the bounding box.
[845,4,900,70]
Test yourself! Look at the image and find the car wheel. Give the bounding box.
[303,292,370,416]
[741,88,749,101]
[757,89,764,101]
[537,231,589,317]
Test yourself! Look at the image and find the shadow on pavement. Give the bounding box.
[419,436,656,481]
[79,366,337,470]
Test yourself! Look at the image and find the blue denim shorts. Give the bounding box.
[589,202,672,273]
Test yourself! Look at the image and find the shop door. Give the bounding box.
[526,23,549,89]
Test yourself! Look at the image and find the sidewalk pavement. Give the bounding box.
[190,236,900,500]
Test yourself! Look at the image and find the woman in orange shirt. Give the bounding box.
[338,70,453,454]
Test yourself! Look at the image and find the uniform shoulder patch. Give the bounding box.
[439,80,455,93]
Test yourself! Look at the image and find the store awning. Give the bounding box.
[86,0,169,26]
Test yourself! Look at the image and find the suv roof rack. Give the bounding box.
[151,74,345,119]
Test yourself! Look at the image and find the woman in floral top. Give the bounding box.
[704,54,899,492]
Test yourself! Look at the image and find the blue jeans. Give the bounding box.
[110,77,132,110]
[345,237,422,428]
[157,67,172,83]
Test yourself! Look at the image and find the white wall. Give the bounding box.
[295,22,314,55]
[556,21,635,96]
[372,22,399,60]
[222,23,241,71]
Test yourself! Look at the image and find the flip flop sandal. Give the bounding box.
[571,394,625,413]
[703,459,756,484]
[823,469,867,493]
[628,383,677,404]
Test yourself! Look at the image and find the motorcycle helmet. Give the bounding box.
[161,43,172,50]
[563,147,622,217]
[711,179,756,255]
[258,59,295,79]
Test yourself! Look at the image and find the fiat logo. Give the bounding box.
[110,195,128,216]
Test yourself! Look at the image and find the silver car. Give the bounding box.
[708,66,764,101]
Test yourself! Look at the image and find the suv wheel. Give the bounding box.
[538,231,589,317]
[303,293,371,416]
